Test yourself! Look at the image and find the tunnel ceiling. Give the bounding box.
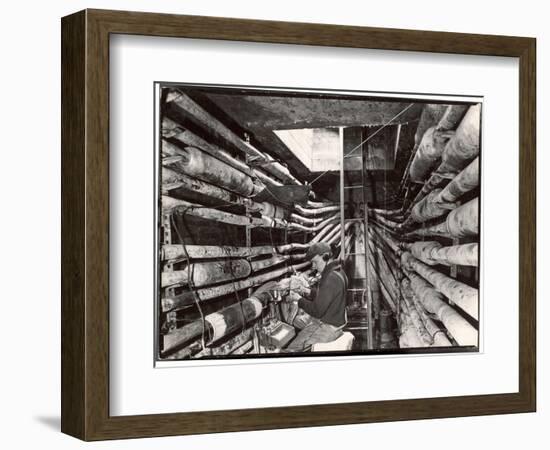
[186,89,432,188]
[200,94,424,130]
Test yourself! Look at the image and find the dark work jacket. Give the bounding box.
[298,260,347,327]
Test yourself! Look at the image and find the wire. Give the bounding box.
[168,177,322,353]
[174,200,242,212]
[261,182,283,203]
[309,103,415,186]
[172,204,250,349]
[169,210,208,350]
[220,231,248,336]
[346,104,415,160]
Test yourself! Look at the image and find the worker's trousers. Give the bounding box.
[284,317,342,352]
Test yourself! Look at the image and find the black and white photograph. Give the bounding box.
[1,0,543,446]
[156,84,481,360]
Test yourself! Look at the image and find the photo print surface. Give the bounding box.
[155,84,481,361]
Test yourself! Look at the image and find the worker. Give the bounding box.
[283,242,348,352]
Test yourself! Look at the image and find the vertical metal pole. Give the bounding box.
[245,151,253,297]
[362,131,374,350]
[450,200,461,281]
[339,127,346,259]
[394,124,402,162]
[245,214,252,297]
[163,212,176,300]
[161,212,177,350]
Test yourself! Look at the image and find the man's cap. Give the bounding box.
[305,242,332,260]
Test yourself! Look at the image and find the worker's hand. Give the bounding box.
[286,291,301,303]
[289,274,309,294]
[276,277,292,290]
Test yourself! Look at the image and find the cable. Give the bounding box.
[220,230,248,336]
[309,103,415,186]
[169,210,208,350]
[172,204,250,349]
[169,182,321,353]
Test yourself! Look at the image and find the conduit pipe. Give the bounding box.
[258,202,287,219]
[368,240,401,289]
[413,104,450,147]
[398,302,423,348]
[403,241,478,266]
[409,126,454,183]
[162,167,255,209]
[253,168,283,187]
[154,132,281,189]
[369,238,401,276]
[276,243,310,253]
[408,189,457,224]
[294,204,341,216]
[166,91,301,185]
[369,208,405,223]
[162,293,272,353]
[407,197,479,239]
[162,261,310,312]
[162,255,292,288]
[367,248,400,312]
[307,200,337,208]
[405,157,479,225]
[369,224,401,254]
[288,214,339,232]
[318,223,342,243]
[161,259,252,288]
[163,140,264,197]
[290,213,331,226]
[371,213,402,230]
[410,293,452,347]
[436,105,469,131]
[213,329,254,356]
[232,341,254,355]
[260,215,288,229]
[435,156,479,204]
[401,278,452,346]
[329,226,353,247]
[324,222,353,245]
[261,222,341,254]
[310,222,339,244]
[162,196,272,228]
[162,244,274,260]
[163,168,293,223]
[368,260,397,313]
[399,104,466,194]
[400,280,433,345]
[250,255,290,272]
[190,328,255,359]
[409,105,481,207]
[367,219,401,238]
[405,270,478,345]
[163,117,253,176]
[436,104,481,176]
[205,297,264,344]
[401,252,478,320]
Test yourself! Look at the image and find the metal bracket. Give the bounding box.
[162,212,176,298]
[165,311,177,332]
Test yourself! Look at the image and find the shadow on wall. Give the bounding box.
[34,416,60,431]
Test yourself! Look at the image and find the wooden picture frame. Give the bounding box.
[61,8,536,440]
